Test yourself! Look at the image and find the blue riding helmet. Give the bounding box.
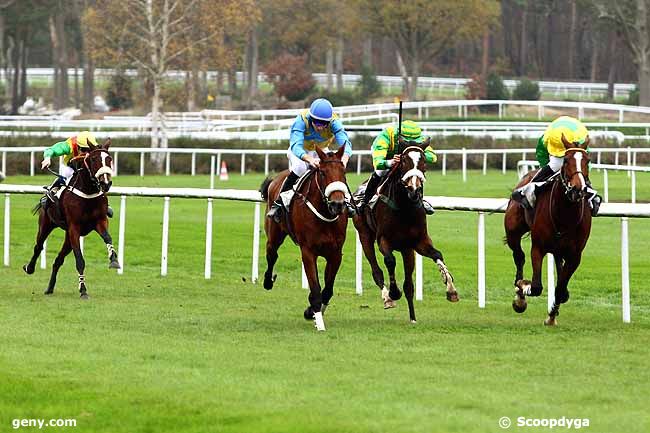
[309,98,333,122]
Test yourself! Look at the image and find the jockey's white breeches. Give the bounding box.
[288,148,324,176]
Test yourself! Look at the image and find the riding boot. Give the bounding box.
[107,205,114,218]
[360,172,382,213]
[585,180,602,216]
[267,172,299,223]
[44,176,66,202]
[422,199,435,215]
[511,164,555,209]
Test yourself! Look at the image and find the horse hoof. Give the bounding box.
[23,264,35,275]
[80,293,90,300]
[410,319,417,324]
[44,289,53,295]
[389,288,402,301]
[109,260,121,269]
[383,299,396,309]
[263,274,277,291]
[303,306,315,321]
[512,298,527,313]
[446,291,459,302]
[544,317,557,326]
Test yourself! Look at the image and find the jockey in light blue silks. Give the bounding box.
[267,98,354,222]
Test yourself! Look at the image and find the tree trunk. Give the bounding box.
[519,0,528,76]
[638,57,650,106]
[150,77,164,169]
[248,27,258,104]
[396,49,409,98]
[481,30,490,77]
[82,54,94,113]
[19,43,26,106]
[216,70,223,94]
[335,35,343,92]
[186,70,196,111]
[409,57,420,101]
[568,0,576,78]
[49,14,61,109]
[325,48,333,90]
[591,31,601,83]
[5,35,14,103]
[362,36,372,68]
[74,53,80,108]
[227,68,237,95]
[56,9,68,107]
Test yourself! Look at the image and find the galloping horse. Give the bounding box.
[353,138,458,323]
[23,139,119,299]
[260,146,350,331]
[504,135,592,325]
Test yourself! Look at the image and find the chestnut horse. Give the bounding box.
[504,135,592,325]
[23,139,119,299]
[353,139,459,323]
[259,146,350,331]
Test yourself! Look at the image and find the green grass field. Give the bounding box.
[1,170,649,433]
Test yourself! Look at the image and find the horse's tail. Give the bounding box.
[259,176,273,202]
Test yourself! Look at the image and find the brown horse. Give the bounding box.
[259,146,350,331]
[353,139,459,323]
[504,135,592,325]
[23,139,119,299]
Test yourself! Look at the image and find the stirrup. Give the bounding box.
[511,189,533,209]
[346,202,357,217]
[107,206,114,218]
[267,203,283,223]
[422,200,435,215]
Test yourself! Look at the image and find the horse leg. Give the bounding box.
[68,226,89,300]
[321,251,343,315]
[263,221,286,291]
[415,237,459,302]
[402,248,417,323]
[545,253,581,326]
[45,236,72,295]
[355,220,385,290]
[378,238,400,309]
[506,227,527,288]
[23,214,56,275]
[95,220,120,269]
[300,247,325,331]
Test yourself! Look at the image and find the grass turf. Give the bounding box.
[1,170,649,433]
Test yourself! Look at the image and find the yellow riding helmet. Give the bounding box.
[76,131,98,149]
[543,116,589,156]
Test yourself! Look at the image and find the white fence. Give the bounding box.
[3,68,637,98]
[1,184,647,323]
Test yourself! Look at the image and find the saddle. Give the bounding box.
[40,189,67,228]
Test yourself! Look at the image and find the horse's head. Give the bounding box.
[397,137,429,203]
[84,138,114,193]
[560,133,590,203]
[314,146,348,216]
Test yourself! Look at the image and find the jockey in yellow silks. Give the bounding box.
[511,116,601,215]
[266,98,353,222]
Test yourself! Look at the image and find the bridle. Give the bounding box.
[66,149,114,198]
[559,148,589,203]
[301,159,351,222]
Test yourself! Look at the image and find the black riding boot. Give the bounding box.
[44,176,66,202]
[267,172,299,222]
[360,172,382,212]
[511,164,555,208]
[107,205,114,218]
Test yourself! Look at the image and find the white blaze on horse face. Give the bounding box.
[403,151,425,189]
[95,151,114,181]
[572,151,586,189]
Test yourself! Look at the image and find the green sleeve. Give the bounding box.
[423,145,437,164]
[43,141,72,159]
[371,131,391,170]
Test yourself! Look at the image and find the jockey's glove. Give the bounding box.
[41,157,51,170]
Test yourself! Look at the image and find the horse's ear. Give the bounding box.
[314,146,326,161]
[582,135,590,150]
[335,144,345,159]
[103,138,111,150]
[561,133,572,150]
[87,141,97,151]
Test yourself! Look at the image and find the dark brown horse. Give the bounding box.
[23,139,119,299]
[259,146,350,331]
[504,135,592,325]
[353,139,459,323]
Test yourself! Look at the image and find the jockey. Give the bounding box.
[267,98,353,222]
[360,120,436,214]
[41,131,113,218]
[511,115,601,216]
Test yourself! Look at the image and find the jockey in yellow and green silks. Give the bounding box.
[361,120,437,214]
[511,116,601,215]
[40,131,114,217]
[266,98,354,222]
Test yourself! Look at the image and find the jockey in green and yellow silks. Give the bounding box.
[511,116,601,215]
[40,131,114,217]
[361,120,437,214]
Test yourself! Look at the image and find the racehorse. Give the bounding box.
[23,139,119,299]
[504,135,592,325]
[352,138,459,323]
[259,146,349,331]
